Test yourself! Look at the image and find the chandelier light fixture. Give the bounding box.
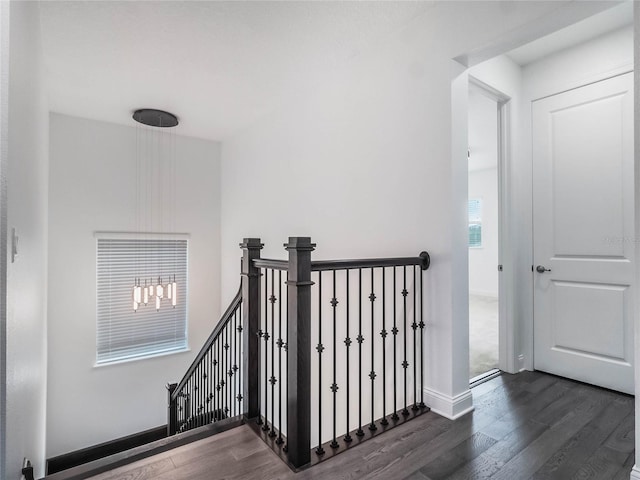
[131,108,179,312]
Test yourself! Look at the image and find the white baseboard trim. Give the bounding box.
[629,465,640,480]
[423,387,474,420]
[468,291,498,298]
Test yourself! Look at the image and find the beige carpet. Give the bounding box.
[469,294,499,379]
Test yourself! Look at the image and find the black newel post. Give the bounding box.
[285,237,315,468]
[167,382,178,436]
[241,238,263,420]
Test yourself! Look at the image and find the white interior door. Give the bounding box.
[533,72,634,395]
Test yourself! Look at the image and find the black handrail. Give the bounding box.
[255,253,431,274]
[312,252,430,272]
[171,284,242,400]
[253,258,288,270]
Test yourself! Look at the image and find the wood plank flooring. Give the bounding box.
[86,371,635,480]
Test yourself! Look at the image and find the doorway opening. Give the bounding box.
[467,79,507,383]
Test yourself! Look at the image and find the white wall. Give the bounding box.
[468,169,499,297]
[220,2,617,419]
[4,2,49,478]
[523,25,633,101]
[46,114,221,457]
[468,88,499,297]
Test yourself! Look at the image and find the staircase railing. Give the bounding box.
[168,237,430,470]
[167,285,243,435]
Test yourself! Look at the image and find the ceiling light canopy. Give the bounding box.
[133,108,179,128]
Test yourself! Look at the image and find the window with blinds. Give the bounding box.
[468,198,482,248]
[96,235,188,365]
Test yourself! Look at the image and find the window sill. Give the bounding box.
[94,347,191,368]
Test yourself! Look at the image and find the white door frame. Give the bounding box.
[468,76,517,374]
[0,1,9,475]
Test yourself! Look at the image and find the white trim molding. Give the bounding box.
[629,465,640,480]
[423,387,474,420]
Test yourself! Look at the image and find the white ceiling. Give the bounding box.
[506,1,633,66]
[38,1,634,141]
[39,1,434,141]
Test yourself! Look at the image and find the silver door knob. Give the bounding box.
[536,265,551,273]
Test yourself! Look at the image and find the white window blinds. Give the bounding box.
[468,198,482,248]
[96,236,188,364]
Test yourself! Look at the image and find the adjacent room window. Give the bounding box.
[96,234,189,365]
[468,198,482,248]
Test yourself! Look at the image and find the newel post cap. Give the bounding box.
[239,238,264,249]
[284,237,316,251]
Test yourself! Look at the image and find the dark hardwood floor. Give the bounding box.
[87,371,635,480]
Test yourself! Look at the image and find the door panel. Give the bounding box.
[533,72,634,394]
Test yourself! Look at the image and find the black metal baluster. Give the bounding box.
[218,335,223,420]
[202,349,207,424]
[218,332,223,422]
[209,345,214,422]
[412,266,418,411]
[223,320,227,419]
[402,266,409,416]
[177,387,182,431]
[205,352,209,423]
[191,376,195,427]
[223,322,228,419]
[237,302,244,414]
[205,348,209,424]
[269,269,277,437]
[202,353,206,424]
[228,319,233,418]
[183,381,187,431]
[392,268,399,421]
[225,316,234,417]
[419,269,425,408]
[232,310,237,417]
[224,316,233,417]
[316,271,325,455]
[356,268,364,437]
[330,270,339,449]
[183,384,187,430]
[263,268,269,431]
[231,318,235,416]
[196,363,201,427]
[185,378,190,430]
[218,337,223,421]
[284,275,289,453]
[380,268,388,426]
[369,268,377,431]
[276,270,284,445]
[218,336,222,420]
[205,350,208,422]
[193,364,198,428]
[213,340,217,422]
[221,333,225,420]
[211,342,215,422]
[256,284,263,425]
[344,271,352,443]
[195,354,202,426]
